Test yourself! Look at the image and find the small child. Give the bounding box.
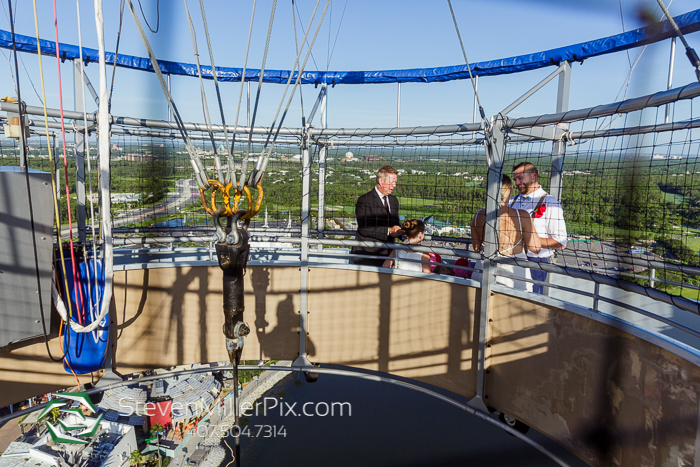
[428,252,442,273]
[453,257,473,279]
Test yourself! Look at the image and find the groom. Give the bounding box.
[351,166,404,267]
[510,162,567,294]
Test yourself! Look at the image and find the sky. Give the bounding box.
[0,0,699,130]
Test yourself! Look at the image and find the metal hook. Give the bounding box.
[212,208,230,243]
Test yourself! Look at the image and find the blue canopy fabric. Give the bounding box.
[2,9,699,85]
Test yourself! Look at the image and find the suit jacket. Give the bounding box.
[351,188,400,266]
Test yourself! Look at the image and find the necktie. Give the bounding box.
[383,196,390,213]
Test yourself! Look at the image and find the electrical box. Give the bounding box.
[0,166,54,347]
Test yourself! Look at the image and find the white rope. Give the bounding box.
[596,1,676,133]
[183,0,217,156]
[291,0,305,118]
[227,0,257,186]
[75,0,102,330]
[446,0,486,123]
[253,0,331,184]
[54,0,114,335]
[50,0,111,335]
[232,0,257,145]
[199,0,230,164]
[239,0,277,191]
[52,0,114,335]
[252,0,323,182]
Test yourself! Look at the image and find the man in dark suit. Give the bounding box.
[351,166,404,266]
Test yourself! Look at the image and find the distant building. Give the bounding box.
[177,178,200,196]
[361,155,380,162]
[124,153,153,162]
[88,193,141,204]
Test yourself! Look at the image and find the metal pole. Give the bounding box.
[53,134,61,219]
[501,62,568,117]
[546,61,571,298]
[473,76,478,124]
[317,84,327,258]
[665,37,676,124]
[549,61,570,204]
[593,282,600,311]
[247,81,251,128]
[649,268,656,289]
[468,114,505,414]
[397,82,401,128]
[80,68,100,105]
[8,0,26,170]
[294,125,312,367]
[73,61,87,243]
[655,0,700,83]
[167,74,172,124]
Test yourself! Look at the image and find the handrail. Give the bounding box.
[105,238,700,320]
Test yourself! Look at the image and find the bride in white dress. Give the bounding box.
[470,175,541,292]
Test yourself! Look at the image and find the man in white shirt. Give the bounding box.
[510,162,567,294]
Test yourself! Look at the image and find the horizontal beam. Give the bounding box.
[507,81,700,128]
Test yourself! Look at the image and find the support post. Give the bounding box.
[468,114,506,414]
[649,268,656,289]
[593,282,600,312]
[549,61,570,204]
[473,76,479,124]
[317,84,327,258]
[79,68,99,105]
[546,61,571,298]
[167,74,172,125]
[666,37,677,124]
[53,134,61,219]
[73,61,87,243]
[397,82,401,128]
[294,125,312,368]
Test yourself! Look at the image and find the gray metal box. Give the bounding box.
[0,166,54,347]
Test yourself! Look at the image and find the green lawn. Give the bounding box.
[664,286,700,302]
[684,236,700,253]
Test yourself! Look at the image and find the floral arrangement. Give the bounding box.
[533,204,546,218]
